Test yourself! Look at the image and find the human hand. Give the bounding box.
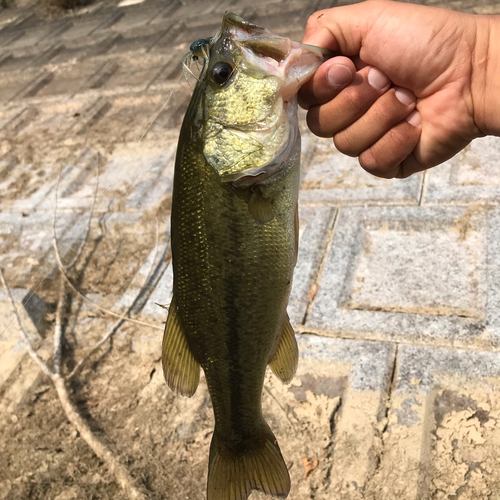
[298,0,495,178]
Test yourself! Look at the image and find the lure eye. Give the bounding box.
[212,62,234,86]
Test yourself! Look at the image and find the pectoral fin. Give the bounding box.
[269,316,298,384]
[248,187,274,225]
[162,296,200,397]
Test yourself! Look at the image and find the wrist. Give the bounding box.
[472,15,500,136]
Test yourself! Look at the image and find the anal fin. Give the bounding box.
[162,295,200,397]
[269,316,298,384]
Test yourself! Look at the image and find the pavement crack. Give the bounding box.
[301,208,339,325]
[363,344,399,492]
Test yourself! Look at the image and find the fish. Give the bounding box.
[161,13,329,500]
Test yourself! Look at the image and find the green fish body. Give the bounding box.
[162,13,327,500]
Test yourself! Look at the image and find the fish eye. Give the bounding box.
[212,62,234,86]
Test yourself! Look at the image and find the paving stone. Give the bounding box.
[305,206,500,350]
[0,68,45,103]
[48,35,117,64]
[0,210,84,285]
[260,335,396,499]
[3,99,86,141]
[74,94,182,143]
[0,284,51,388]
[366,344,500,500]
[95,56,170,93]
[288,206,336,327]
[423,136,500,205]
[31,60,108,98]
[299,135,423,206]
[141,260,172,318]
[0,28,26,48]
[106,28,170,55]
[1,146,96,213]
[109,2,173,30]
[5,21,71,50]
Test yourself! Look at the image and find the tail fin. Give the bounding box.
[207,424,290,500]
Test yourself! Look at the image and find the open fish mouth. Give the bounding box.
[182,12,331,185]
[183,12,332,98]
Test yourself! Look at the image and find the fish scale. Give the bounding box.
[161,12,329,500]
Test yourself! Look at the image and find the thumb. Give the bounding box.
[302,1,388,55]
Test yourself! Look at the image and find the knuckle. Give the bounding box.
[306,108,331,138]
[370,102,396,127]
[306,10,328,29]
[338,86,369,117]
[359,151,395,179]
[334,131,362,157]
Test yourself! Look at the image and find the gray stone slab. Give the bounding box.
[110,3,172,31]
[305,206,500,350]
[288,206,335,327]
[261,335,396,499]
[0,68,43,103]
[5,21,71,50]
[74,93,182,143]
[32,60,106,98]
[96,56,169,93]
[366,344,500,499]
[299,134,423,206]
[6,98,87,140]
[0,210,84,282]
[423,136,500,205]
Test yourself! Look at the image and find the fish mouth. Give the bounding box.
[222,12,333,100]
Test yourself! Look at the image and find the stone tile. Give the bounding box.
[48,35,117,64]
[305,206,500,350]
[423,136,500,205]
[134,334,395,497]
[30,60,107,98]
[5,21,71,50]
[141,261,172,318]
[0,68,44,103]
[0,43,65,73]
[58,16,110,40]
[103,25,169,54]
[299,136,423,206]
[288,207,336,327]
[0,287,48,388]
[261,335,396,499]
[7,99,90,140]
[1,145,96,213]
[0,210,83,287]
[96,56,170,93]
[109,2,173,31]
[27,138,177,215]
[74,93,182,143]
[366,344,500,500]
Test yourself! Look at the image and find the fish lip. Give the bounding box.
[222,12,265,33]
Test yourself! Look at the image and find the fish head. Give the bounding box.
[184,13,330,185]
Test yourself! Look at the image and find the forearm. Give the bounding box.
[473,15,500,136]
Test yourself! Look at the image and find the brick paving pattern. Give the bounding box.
[2,0,500,499]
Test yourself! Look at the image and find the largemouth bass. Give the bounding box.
[162,13,328,500]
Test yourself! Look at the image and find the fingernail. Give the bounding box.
[327,64,352,88]
[406,110,421,127]
[368,67,391,90]
[395,87,416,106]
